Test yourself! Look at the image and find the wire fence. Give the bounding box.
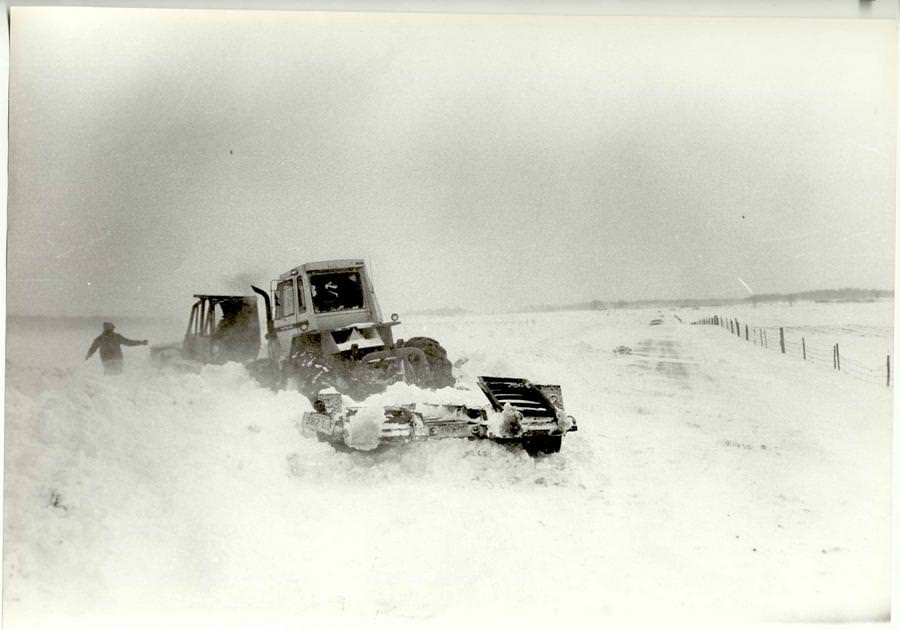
[692,315,892,387]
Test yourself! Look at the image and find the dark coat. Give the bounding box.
[86,331,145,362]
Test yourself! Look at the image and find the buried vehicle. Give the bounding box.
[156,259,577,454]
[302,376,576,456]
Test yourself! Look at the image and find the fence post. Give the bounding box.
[801,337,806,360]
[745,324,749,341]
[888,355,891,387]
[835,343,840,370]
[779,328,785,354]
[833,344,837,370]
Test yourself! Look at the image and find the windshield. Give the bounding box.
[310,271,365,314]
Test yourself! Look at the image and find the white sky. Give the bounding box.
[6,6,897,317]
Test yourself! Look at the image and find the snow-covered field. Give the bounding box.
[3,302,893,628]
[688,301,894,386]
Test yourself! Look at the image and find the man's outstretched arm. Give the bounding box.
[116,334,149,347]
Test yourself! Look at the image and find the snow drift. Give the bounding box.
[3,303,893,628]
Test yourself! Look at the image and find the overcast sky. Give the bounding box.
[6,6,896,318]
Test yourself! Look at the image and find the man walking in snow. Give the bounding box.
[84,322,148,375]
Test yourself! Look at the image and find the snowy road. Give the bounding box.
[3,305,893,627]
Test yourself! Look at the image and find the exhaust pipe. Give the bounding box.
[251,285,283,371]
[251,285,276,339]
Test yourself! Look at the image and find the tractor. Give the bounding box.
[153,259,577,455]
[249,259,454,399]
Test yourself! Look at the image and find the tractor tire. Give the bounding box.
[523,435,563,457]
[288,350,347,399]
[402,337,455,389]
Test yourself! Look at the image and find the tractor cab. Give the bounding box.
[260,260,401,362]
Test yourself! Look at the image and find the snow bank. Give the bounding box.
[346,380,487,408]
[342,407,384,451]
[3,304,892,628]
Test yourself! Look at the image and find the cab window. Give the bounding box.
[296,279,306,312]
[310,271,365,314]
[274,280,295,318]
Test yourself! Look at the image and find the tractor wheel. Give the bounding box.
[523,435,563,457]
[288,350,348,399]
[402,337,455,389]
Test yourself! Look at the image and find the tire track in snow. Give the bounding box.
[632,337,692,386]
